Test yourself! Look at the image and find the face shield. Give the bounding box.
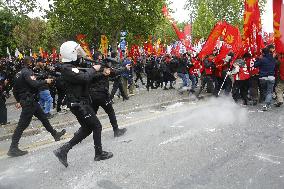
[75,44,87,59]
[60,41,87,63]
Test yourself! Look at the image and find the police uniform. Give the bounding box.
[89,69,126,137]
[0,71,8,125]
[53,41,113,168]
[7,65,65,157]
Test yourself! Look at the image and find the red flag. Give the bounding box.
[162,5,170,18]
[184,24,191,37]
[198,21,226,59]
[52,48,57,61]
[273,0,284,54]
[144,42,153,55]
[39,47,44,58]
[243,0,264,55]
[129,45,140,63]
[213,22,242,63]
[172,23,186,40]
[76,34,93,59]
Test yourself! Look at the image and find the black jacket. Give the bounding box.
[13,67,47,102]
[61,63,97,102]
[254,54,276,77]
[89,68,125,100]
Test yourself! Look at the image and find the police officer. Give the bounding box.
[7,56,66,157]
[0,69,9,125]
[53,41,113,168]
[90,57,130,137]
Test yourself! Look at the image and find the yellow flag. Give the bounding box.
[100,35,108,56]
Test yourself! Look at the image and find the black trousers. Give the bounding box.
[56,90,66,112]
[232,80,249,103]
[249,75,259,101]
[110,78,127,99]
[11,99,56,147]
[135,72,144,84]
[68,103,102,148]
[92,98,118,131]
[197,75,215,96]
[0,95,7,124]
[50,86,57,108]
[214,76,232,96]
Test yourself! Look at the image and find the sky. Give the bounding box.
[32,0,274,33]
[169,0,274,33]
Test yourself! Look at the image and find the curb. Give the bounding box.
[0,98,189,141]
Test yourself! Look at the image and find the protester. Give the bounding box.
[254,48,277,111]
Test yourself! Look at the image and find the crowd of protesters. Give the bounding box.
[0,44,284,126]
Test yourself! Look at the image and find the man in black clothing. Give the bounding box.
[53,41,113,168]
[0,70,9,125]
[134,59,145,86]
[7,56,66,157]
[90,58,129,137]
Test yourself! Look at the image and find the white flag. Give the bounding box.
[7,47,11,60]
[15,48,20,58]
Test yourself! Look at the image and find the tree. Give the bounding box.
[191,1,215,41]
[13,18,47,52]
[47,0,166,52]
[185,0,267,40]
[1,0,37,15]
[0,7,20,57]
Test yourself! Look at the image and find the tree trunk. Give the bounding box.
[111,31,120,53]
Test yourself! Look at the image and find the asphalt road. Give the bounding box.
[1,97,284,189]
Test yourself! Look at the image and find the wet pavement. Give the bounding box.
[1,97,284,189]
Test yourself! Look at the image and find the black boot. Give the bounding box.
[114,128,127,137]
[123,96,129,101]
[275,102,283,107]
[52,129,66,141]
[94,146,113,161]
[7,145,28,157]
[53,143,72,168]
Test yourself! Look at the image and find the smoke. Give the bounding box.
[174,96,248,130]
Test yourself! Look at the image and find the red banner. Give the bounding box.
[198,21,226,59]
[243,0,264,55]
[273,0,284,54]
[52,48,57,61]
[129,44,140,63]
[76,34,93,59]
[162,5,193,51]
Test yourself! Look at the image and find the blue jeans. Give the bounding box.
[188,74,197,90]
[259,78,275,105]
[39,90,53,114]
[178,73,189,87]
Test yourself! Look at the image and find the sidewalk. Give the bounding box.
[1,86,190,141]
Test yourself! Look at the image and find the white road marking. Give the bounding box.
[255,154,281,165]
[159,131,192,146]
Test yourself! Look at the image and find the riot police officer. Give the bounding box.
[53,41,113,168]
[0,69,9,125]
[90,57,130,137]
[7,56,66,157]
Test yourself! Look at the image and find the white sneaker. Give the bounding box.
[262,105,268,111]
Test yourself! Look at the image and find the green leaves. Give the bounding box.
[186,0,267,40]
[48,0,166,51]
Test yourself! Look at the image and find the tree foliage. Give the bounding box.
[47,0,166,52]
[0,7,20,56]
[1,0,38,15]
[185,0,267,40]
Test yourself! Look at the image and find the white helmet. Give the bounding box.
[60,41,87,63]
